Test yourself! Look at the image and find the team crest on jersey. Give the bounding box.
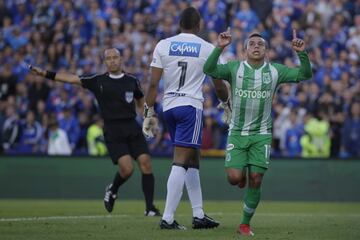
[169,42,201,57]
[226,143,235,151]
[262,72,271,84]
[125,92,133,103]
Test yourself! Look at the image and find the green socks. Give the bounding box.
[241,187,261,224]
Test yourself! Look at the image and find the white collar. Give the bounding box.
[179,33,196,37]
[109,73,124,79]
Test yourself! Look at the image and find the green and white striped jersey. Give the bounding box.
[204,48,312,136]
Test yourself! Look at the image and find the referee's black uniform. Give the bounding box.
[29,49,160,215]
[80,72,149,164]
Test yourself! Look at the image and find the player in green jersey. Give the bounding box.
[204,29,312,236]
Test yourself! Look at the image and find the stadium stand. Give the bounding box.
[0,0,359,157]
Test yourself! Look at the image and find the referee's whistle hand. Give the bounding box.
[29,65,46,77]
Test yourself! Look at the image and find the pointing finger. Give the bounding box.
[293,29,297,39]
[227,27,231,33]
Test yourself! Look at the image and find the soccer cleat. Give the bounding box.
[104,184,117,213]
[159,219,187,230]
[192,214,220,229]
[237,224,254,236]
[145,207,162,217]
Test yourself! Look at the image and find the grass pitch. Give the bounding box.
[0,200,359,240]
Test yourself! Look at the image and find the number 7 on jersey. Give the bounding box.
[177,61,187,91]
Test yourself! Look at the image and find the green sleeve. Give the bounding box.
[203,47,231,81]
[273,51,312,84]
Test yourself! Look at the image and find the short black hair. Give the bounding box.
[249,33,263,39]
[244,33,268,49]
[179,7,201,30]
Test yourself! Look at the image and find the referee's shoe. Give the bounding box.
[145,207,161,217]
[192,214,220,229]
[104,184,117,213]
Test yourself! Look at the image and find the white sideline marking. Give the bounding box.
[1,212,359,223]
[0,214,129,222]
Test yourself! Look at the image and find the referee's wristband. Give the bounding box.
[45,71,57,80]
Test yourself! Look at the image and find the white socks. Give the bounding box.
[162,165,186,223]
[185,168,204,219]
[162,166,205,223]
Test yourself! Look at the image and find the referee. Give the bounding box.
[29,48,160,216]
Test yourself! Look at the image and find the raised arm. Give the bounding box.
[203,28,232,80]
[296,51,312,81]
[203,49,232,80]
[29,65,82,85]
[291,29,312,80]
[276,29,312,83]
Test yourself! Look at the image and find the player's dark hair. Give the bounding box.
[244,33,268,49]
[179,7,201,31]
[248,33,263,39]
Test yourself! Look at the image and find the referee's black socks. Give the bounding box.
[142,173,155,210]
[110,172,128,193]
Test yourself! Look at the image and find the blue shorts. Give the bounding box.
[163,106,203,148]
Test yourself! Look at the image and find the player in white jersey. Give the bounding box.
[143,7,222,230]
[149,28,214,112]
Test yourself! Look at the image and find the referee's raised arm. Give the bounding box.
[29,65,82,85]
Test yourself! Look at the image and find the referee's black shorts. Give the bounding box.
[103,119,149,165]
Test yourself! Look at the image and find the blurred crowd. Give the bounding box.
[0,0,359,158]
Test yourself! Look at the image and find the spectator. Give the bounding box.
[341,101,360,157]
[0,63,16,102]
[0,0,358,157]
[58,107,80,150]
[299,2,321,30]
[200,0,226,33]
[233,0,260,33]
[77,111,91,154]
[300,112,331,158]
[4,26,28,50]
[15,82,29,118]
[27,74,50,111]
[87,116,107,156]
[2,104,20,152]
[315,90,344,157]
[47,116,72,156]
[16,110,43,154]
[284,110,303,157]
[249,0,273,24]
